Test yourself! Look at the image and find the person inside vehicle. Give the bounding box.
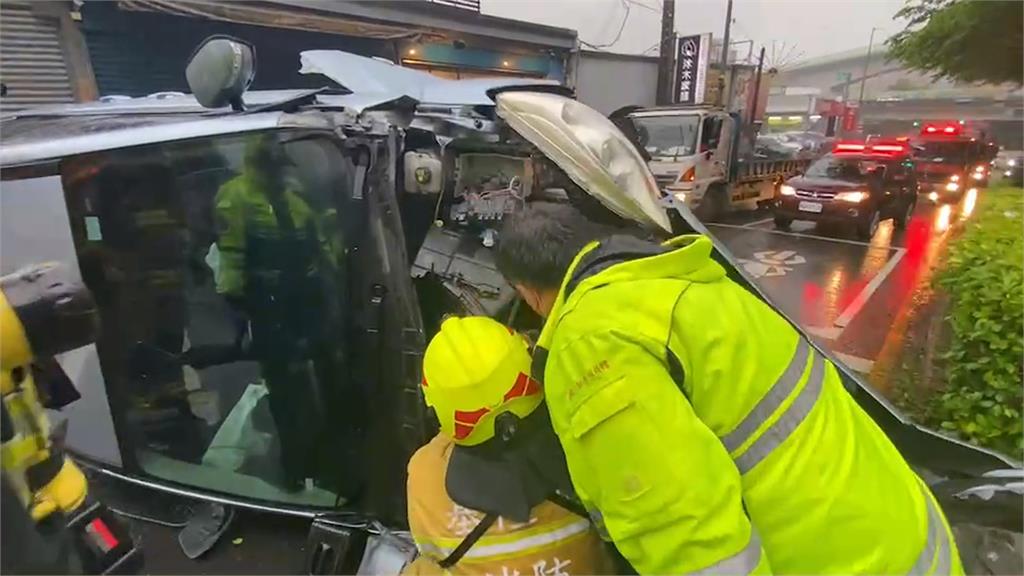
[493,201,963,575]
[404,316,614,575]
[214,134,343,491]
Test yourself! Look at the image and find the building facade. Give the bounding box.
[770,46,1023,147]
[1,0,577,111]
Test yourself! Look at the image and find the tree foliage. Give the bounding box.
[887,0,1023,85]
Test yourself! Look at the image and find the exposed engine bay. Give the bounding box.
[399,116,589,328]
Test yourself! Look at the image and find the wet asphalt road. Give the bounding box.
[702,189,979,377]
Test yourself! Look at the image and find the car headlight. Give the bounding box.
[949,174,960,182]
[1006,170,1014,177]
[780,185,797,196]
[928,191,939,202]
[974,165,986,173]
[945,181,960,192]
[1009,159,1017,167]
[673,191,687,203]
[972,171,985,180]
[835,190,867,203]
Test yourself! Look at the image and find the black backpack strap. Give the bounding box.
[547,492,589,519]
[437,513,498,569]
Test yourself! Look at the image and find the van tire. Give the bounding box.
[895,198,915,230]
[857,209,881,240]
[773,216,792,230]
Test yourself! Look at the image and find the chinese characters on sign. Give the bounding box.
[674,33,711,105]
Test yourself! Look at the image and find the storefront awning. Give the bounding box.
[118,0,441,41]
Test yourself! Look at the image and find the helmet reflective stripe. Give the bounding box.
[453,407,492,441]
[504,372,541,402]
[450,373,541,441]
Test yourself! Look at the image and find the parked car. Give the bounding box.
[774,141,918,239]
[755,134,804,159]
[996,152,1024,186]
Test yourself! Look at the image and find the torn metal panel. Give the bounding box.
[411,227,515,317]
[299,50,563,107]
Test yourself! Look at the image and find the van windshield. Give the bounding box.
[57,130,362,508]
[632,115,700,159]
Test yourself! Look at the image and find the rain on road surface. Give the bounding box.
[703,190,979,376]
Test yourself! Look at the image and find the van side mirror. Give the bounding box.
[185,36,256,111]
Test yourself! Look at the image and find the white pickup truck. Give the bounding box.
[626,105,810,221]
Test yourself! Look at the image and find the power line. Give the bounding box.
[580,0,632,50]
[623,0,660,14]
[641,40,662,54]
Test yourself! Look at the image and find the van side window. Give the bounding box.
[60,131,361,506]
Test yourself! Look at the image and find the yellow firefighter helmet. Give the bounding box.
[421,317,541,446]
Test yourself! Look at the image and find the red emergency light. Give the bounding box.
[870,144,906,153]
[922,123,961,136]
[834,141,909,156]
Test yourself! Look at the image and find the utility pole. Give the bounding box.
[720,0,733,68]
[857,27,881,107]
[656,0,676,105]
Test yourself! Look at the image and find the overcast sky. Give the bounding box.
[481,0,908,66]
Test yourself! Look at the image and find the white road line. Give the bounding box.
[833,247,907,328]
[706,222,899,249]
[832,352,875,373]
[743,217,775,228]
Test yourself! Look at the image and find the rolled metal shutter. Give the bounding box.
[0,2,74,111]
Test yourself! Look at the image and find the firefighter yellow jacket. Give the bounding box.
[533,234,963,575]
[405,434,615,576]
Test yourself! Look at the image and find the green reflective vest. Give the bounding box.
[534,234,963,575]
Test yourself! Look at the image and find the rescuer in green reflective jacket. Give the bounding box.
[494,202,963,575]
[214,134,342,490]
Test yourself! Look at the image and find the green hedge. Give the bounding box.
[933,187,1023,459]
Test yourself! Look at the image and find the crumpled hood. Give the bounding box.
[495,92,672,233]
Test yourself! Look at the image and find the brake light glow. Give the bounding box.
[871,144,905,153]
[835,142,866,152]
[922,123,961,136]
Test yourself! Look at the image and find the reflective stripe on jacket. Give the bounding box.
[533,234,963,575]
[405,434,615,576]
